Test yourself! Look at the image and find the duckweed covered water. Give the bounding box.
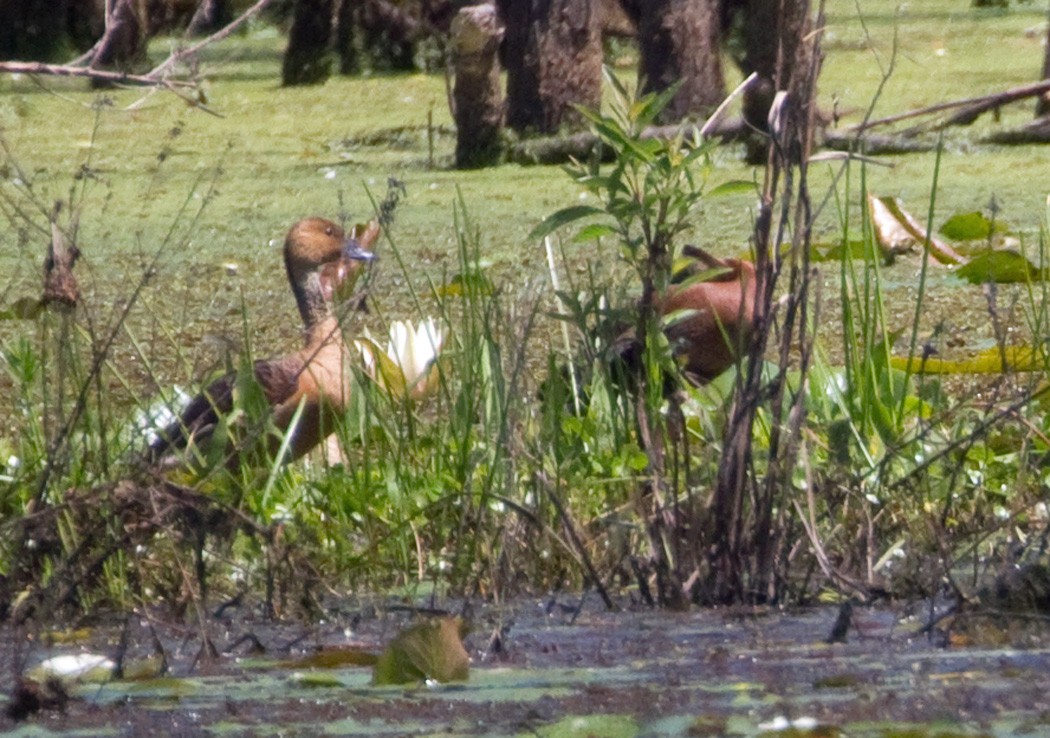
[4,600,1050,736]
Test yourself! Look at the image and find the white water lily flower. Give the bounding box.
[356,318,445,401]
[29,654,115,683]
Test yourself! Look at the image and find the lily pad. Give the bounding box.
[372,616,470,686]
[955,249,1046,284]
[939,211,996,241]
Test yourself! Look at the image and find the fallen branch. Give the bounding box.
[0,61,195,88]
[981,115,1050,145]
[849,78,1050,133]
[147,0,276,79]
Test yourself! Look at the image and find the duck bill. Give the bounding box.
[342,238,376,262]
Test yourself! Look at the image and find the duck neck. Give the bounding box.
[290,269,333,331]
[305,314,342,350]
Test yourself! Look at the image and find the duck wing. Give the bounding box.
[147,356,305,465]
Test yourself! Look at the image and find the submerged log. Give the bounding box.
[821,129,939,155]
[981,115,1050,145]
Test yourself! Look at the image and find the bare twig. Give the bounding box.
[147,0,276,79]
[848,78,1050,133]
[0,61,195,88]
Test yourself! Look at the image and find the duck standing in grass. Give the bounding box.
[148,217,378,470]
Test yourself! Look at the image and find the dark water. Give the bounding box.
[3,599,1049,737]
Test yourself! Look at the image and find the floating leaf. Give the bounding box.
[939,211,994,241]
[812,240,867,262]
[27,654,114,684]
[281,647,378,670]
[955,249,1045,284]
[436,270,494,297]
[288,672,345,689]
[372,617,470,686]
[890,345,1043,374]
[868,195,965,265]
[868,195,917,258]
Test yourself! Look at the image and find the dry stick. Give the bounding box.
[146,0,276,79]
[535,471,615,611]
[848,78,1050,133]
[0,61,196,88]
[700,72,759,138]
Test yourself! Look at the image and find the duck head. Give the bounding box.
[284,217,376,328]
[319,219,381,306]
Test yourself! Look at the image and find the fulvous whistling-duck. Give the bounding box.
[148,217,378,468]
[612,245,757,388]
[660,245,757,386]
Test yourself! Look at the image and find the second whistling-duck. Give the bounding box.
[660,245,757,386]
[148,217,378,469]
[610,245,757,389]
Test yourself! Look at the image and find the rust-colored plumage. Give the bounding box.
[611,245,757,388]
[660,245,757,385]
[149,218,377,468]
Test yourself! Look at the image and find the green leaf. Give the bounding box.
[956,249,1044,284]
[372,617,470,686]
[939,211,994,241]
[528,205,604,242]
[573,223,617,242]
[708,179,757,197]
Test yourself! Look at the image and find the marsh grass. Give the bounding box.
[1,0,1050,620]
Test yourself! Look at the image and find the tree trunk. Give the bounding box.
[92,0,149,84]
[733,0,813,161]
[495,0,603,135]
[187,0,234,35]
[334,0,358,74]
[0,0,73,62]
[282,0,334,86]
[1038,5,1050,117]
[452,4,504,168]
[67,0,106,53]
[358,0,423,72]
[625,0,725,123]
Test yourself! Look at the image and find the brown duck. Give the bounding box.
[661,245,757,385]
[612,245,757,388]
[148,217,378,468]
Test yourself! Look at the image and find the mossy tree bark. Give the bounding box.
[621,0,725,123]
[495,0,603,135]
[92,0,150,85]
[452,4,504,168]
